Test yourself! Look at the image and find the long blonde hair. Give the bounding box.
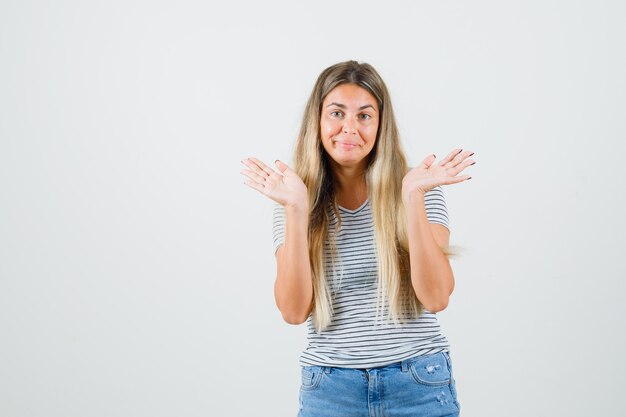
[293,60,450,333]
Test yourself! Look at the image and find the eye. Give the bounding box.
[360,113,372,120]
[330,111,343,118]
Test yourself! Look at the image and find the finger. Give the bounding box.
[249,158,286,183]
[240,169,268,183]
[445,158,476,176]
[452,150,474,165]
[446,150,475,169]
[248,157,277,177]
[275,160,291,175]
[242,158,272,179]
[419,154,437,168]
[444,175,472,185]
[243,178,266,193]
[437,148,463,167]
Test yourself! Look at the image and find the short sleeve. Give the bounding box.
[272,203,286,255]
[424,186,450,231]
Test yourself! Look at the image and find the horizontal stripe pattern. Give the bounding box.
[272,186,451,369]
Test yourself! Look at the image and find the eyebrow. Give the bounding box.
[326,102,377,112]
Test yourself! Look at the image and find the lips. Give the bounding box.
[334,140,360,149]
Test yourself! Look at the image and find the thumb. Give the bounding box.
[419,154,437,169]
[275,159,291,174]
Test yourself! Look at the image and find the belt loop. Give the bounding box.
[401,358,409,372]
[323,366,332,374]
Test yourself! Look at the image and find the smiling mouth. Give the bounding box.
[334,140,360,149]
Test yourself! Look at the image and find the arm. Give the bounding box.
[404,193,454,313]
[400,148,474,312]
[240,157,313,325]
[274,205,313,325]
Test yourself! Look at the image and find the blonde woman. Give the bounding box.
[241,60,474,417]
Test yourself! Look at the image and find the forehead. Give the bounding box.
[323,83,378,109]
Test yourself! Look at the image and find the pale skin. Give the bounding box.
[241,83,476,323]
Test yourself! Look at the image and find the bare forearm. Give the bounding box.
[274,206,313,323]
[404,194,454,312]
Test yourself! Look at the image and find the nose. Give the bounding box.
[343,117,357,135]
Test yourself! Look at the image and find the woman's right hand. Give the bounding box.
[241,157,308,210]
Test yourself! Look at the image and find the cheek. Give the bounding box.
[321,121,338,138]
[363,125,378,141]
[319,124,330,143]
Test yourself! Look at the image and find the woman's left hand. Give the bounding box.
[401,148,475,200]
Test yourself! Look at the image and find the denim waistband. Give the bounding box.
[308,350,449,374]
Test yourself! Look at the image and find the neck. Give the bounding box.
[329,160,368,204]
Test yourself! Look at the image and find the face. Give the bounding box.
[320,83,380,171]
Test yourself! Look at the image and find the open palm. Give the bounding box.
[241,157,308,209]
[402,149,475,199]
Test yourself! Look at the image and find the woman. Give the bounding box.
[241,60,474,417]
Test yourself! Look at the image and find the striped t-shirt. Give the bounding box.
[272,186,451,369]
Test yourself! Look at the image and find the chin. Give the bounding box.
[332,156,364,166]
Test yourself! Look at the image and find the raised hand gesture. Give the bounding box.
[402,149,475,200]
[241,157,308,210]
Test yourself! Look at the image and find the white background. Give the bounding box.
[1,1,625,416]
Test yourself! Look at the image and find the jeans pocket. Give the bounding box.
[409,352,451,387]
[442,352,461,410]
[301,366,324,391]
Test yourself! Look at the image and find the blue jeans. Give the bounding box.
[298,351,460,417]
